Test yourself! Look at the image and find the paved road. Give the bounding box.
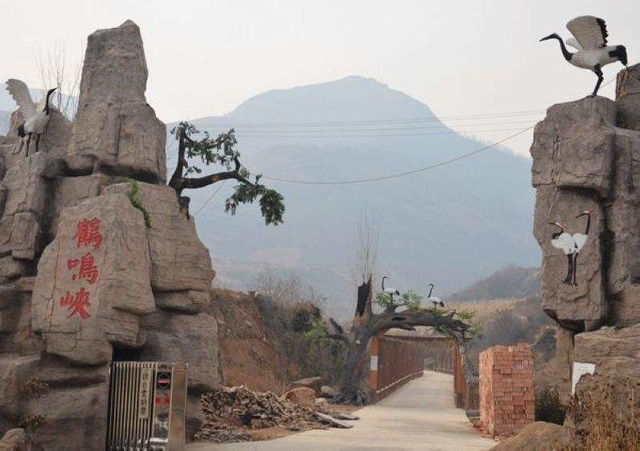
[188,371,496,451]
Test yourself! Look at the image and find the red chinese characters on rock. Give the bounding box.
[59,288,91,319]
[67,253,99,285]
[59,218,104,321]
[75,218,103,250]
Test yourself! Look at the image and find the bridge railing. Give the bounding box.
[369,335,424,401]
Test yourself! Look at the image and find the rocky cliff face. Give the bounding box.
[0,21,218,450]
[531,64,640,401]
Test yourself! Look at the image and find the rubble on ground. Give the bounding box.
[287,376,323,395]
[284,387,316,409]
[193,385,355,443]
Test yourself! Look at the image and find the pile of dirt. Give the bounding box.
[193,385,325,443]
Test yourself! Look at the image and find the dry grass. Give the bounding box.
[447,298,522,324]
[567,381,640,451]
[19,377,50,400]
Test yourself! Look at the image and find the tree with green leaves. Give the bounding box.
[168,121,285,224]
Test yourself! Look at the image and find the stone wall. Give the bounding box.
[0,21,219,450]
[479,344,534,437]
[530,64,640,402]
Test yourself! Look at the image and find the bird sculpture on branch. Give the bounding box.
[5,79,57,156]
[381,276,400,301]
[426,283,444,309]
[540,16,628,96]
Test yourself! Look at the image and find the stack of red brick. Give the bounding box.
[479,343,534,437]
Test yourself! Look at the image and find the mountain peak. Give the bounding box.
[222,75,435,123]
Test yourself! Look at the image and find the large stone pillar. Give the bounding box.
[531,63,640,402]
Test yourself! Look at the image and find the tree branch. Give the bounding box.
[168,129,187,189]
[370,309,468,339]
[325,318,349,342]
[325,333,350,342]
[180,170,253,190]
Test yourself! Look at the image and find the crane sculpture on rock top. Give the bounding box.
[5,79,57,156]
[540,16,628,96]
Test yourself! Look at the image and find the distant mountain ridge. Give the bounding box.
[446,265,541,302]
[1,77,540,319]
[174,76,540,317]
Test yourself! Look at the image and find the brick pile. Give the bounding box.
[479,343,534,437]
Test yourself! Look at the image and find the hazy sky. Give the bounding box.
[1,0,638,155]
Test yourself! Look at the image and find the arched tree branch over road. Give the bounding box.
[168,121,285,224]
[328,210,474,404]
[325,278,472,405]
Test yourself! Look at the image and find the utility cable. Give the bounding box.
[261,126,534,185]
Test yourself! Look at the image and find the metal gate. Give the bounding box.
[106,362,187,450]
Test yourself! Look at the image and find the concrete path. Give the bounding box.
[188,371,496,451]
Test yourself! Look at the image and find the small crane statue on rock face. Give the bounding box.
[540,16,628,97]
[5,79,57,156]
[549,210,591,286]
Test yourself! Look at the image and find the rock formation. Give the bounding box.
[531,64,640,402]
[67,20,167,183]
[0,21,219,450]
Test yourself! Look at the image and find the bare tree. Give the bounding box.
[36,43,82,120]
[253,272,325,309]
[349,208,379,287]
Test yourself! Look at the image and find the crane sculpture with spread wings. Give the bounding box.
[5,79,57,156]
[540,16,628,96]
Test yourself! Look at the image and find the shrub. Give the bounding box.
[19,413,46,434]
[567,381,640,450]
[19,377,50,400]
[535,386,566,425]
[258,298,346,385]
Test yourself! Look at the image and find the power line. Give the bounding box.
[193,181,228,216]
[193,109,545,128]
[236,127,531,139]
[187,76,619,212]
[230,120,541,135]
[261,126,535,185]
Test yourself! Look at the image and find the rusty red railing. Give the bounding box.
[369,335,424,401]
[368,334,478,409]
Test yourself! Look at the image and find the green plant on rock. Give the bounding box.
[18,378,51,442]
[19,414,46,434]
[19,377,50,400]
[127,179,151,228]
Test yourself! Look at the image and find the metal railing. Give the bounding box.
[369,336,424,401]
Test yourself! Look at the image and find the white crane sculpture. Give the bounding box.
[571,210,592,286]
[540,16,628,96]
[426,283,444,309]
[549,213,591,287]
[5,79,57,156]
[381,276,400,301]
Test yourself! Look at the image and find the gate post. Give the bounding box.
[369,335,380,400]
[453,346,464,408]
